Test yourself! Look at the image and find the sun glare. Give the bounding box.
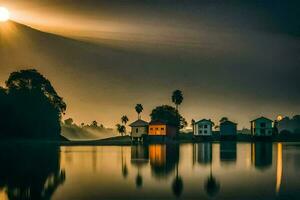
[0,7,10,22]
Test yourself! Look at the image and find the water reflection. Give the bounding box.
[193,143,212,165]
[220,141,237,163]
[1,142,300,200]
[251,142,273,170]
[131,145,149,189]
[149,144,179,179]
[0,144,65,200]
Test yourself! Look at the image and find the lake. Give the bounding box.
[0,142,299,200]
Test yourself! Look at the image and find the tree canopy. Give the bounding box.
[0,69,66,139]
[150,105,186,130]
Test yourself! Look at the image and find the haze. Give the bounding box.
[0,0,299,128]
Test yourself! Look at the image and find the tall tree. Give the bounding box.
[172,90,183,111]
[135,104,143,119]
[1,69,66,139]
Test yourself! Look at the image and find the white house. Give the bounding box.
[129,119,149,140]
[194,119,214,136]
[250,117,273,136]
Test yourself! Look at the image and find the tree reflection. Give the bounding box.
[205,163,220,197]
[172,163,183,198]
[121,146,129,179]
[0,144,65,200]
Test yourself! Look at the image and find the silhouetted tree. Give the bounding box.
[116,124,126,136]
[150,105,186,130]
[91,120,98,128]
[0,69,66,140]
[135,104,143,119]
[172,90,183,111]
[121,115,129,125]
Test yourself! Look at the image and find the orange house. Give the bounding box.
[148,121,177,138]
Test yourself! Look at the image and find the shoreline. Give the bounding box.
[1,134,300,146]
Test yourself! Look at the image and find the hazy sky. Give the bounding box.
[0,0,299,129]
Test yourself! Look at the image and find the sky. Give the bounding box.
[0,0,299,129]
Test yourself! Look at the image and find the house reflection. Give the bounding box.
[193,143,212,165]
[251,142,273,170]
[131,145,149,189]
[149,144,179,179]
[220,141,237,163]
[0,144,65,200]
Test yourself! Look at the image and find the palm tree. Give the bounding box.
[135,104,143,119]
[116,124,126,136]
[121,115,129,135]
[172,90,183,111]
[121,115,129,125]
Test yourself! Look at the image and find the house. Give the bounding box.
[129,119,149,140]
[194,119,214,137]
[220,120,237,137]
[250,117,273,137]
[148,121,177,139]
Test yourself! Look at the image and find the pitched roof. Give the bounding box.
[149,120,177,127]
[220,120,237,125]
[149,120,167,125]
[195,119,214,124]
[250,116,273,122]
[129,119,149,127]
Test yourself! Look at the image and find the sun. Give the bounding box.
[277,115,283,121]
[0,7,10,22]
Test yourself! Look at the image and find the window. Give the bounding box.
[204,124,208,128]
[204,130,207,134]
[136,128,138,133]
[161,128,164,131]
[155,128,159,130]
[199,130,202,134]
[260,122,266,127]
[260,129,266,134]
[150,128,153,131]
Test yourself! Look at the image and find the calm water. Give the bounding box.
[0,142,300,200]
